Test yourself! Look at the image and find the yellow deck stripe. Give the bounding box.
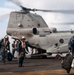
[0,69,74,75]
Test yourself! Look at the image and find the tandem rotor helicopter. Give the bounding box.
[3,0,74,58]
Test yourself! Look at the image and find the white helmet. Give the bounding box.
[5,35,8,39]
[21,36,26,39]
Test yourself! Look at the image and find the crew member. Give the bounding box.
[68,36,74,56]
[12,41,15,58]
[0,35,10,63]
[16,36,36,67]
[15,36,27,67]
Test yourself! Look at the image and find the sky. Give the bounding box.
[0,0,74,39]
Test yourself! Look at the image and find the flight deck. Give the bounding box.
[0,58,74,75]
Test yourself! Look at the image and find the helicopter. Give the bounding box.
[5,0,74,58]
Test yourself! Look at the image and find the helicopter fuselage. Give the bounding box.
[6,11,74,56]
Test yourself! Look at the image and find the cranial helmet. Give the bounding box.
[5,35,8,39]
[21,36,26,40]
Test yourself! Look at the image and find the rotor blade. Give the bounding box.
[31,9,74,14]
[8,0,25,9]
[8,0,74,14]
[8,0,21,6]
[8,0,31,11]
[50,22,74,25]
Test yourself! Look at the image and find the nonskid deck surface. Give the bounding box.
[0,58,74,75]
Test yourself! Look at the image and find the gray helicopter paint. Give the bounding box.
[29,33,74,51]
[7,11,48,29]
[6,11,74,55]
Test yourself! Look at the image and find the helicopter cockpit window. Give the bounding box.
[59,38,64,44]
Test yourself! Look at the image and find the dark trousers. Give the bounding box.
[18,54,24,67]
[72,51,74,56]
[12,49,15,57]
[1,51,7,63]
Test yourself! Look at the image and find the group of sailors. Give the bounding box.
[0,35,36,67]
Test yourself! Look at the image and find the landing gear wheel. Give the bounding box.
[55,55,61,60]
